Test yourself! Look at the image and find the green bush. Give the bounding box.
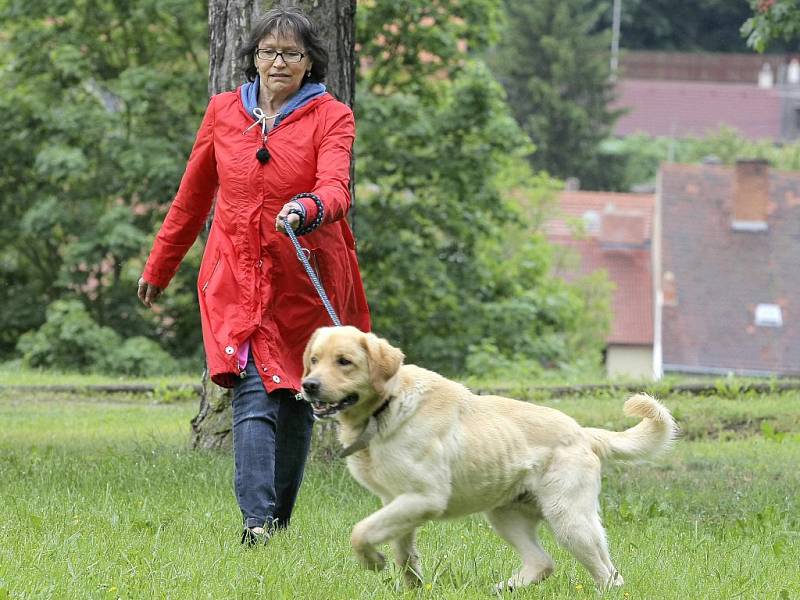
[17,299,177,376]
[17,299,121,373]
[609,128,800,192]
[356,62,612,374]
[109,337,178,377]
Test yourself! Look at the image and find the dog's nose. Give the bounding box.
[302,378,320,395]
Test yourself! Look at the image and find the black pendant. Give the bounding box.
[256,147,270,164]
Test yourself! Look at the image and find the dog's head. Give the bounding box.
[301,326,404,419]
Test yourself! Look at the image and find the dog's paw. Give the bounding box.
[401,567,423,588]
[356,548,387,572]
[596,571,624,591]
[493,566,554,593]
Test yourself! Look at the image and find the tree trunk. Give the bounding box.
[281,0,357,106]
[191,0,356,450]
[208,1,261,95]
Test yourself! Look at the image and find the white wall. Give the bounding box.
[607,345,655,379]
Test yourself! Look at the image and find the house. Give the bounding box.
[613,51,800,142]
[613,79,784,140]
[656,160,800,376]
[546,191,656,379]
[546,160,800,379]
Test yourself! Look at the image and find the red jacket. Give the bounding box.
[143,88,371,390]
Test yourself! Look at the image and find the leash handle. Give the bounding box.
[281,217,342,327]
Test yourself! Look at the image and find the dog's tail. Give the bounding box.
[585,394,678,462]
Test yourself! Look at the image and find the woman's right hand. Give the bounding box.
[275,201,304,232]
[137,277,164,308]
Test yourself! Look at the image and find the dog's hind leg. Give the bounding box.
[546,507,622,589]
[539,458,623,589]
[486,504,554,591]
[391,529,423,587]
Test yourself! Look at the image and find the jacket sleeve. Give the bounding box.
[297,102,355,226]
[142,97,218,289]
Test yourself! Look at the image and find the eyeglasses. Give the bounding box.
[255,49,305,63]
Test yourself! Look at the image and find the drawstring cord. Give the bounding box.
[243,108,280,164]
[242,107,280,139]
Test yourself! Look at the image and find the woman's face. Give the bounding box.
[256,33,312,102]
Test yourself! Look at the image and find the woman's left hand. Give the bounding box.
[275,201,303,232]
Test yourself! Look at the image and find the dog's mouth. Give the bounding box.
[307,393,359,418]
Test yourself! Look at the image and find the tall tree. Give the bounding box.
[491,0,621,190]
[192,0,356,449]
[0,0,208,363]
[353,0,610,372]
[595,0,766,53]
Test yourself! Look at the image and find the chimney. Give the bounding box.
[758,63,774,88]
[788,58,800,85]
[732,159,769,232]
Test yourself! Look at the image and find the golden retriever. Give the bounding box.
[301,326,677,590]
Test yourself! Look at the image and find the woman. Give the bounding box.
[137,6,370,545]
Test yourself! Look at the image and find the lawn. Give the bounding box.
[0,387,798,599]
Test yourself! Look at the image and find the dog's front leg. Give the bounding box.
[391,529,422,587]
[351,493,444,577]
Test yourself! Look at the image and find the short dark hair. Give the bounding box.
[239,7,328,83]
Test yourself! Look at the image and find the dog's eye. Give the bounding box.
[310,357,318,365]
[337,357,352,366]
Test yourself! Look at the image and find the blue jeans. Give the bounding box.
[232,356,315,530]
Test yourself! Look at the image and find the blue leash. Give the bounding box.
[281,217,342,327]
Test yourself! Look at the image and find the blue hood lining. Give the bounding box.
[241,77,326,127]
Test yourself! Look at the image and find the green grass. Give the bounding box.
[463,367,800,395]
[1,388,799,599]
[0,362,199,387]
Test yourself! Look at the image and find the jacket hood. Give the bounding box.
[240,77,327,127]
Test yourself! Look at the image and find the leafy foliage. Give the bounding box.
[604,128,800,190]
[0,0,208,361]
[490,0,622,190]
[593,0,765,53]
[3,0,611,376]
[355,0,610,374]
[17,299,178,375]
[742,0,800,52]
[356,0,503,96]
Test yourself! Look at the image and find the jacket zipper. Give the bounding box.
[202,258,221,293]
[310,252,321,280]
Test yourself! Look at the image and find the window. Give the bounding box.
[755,303,783,328]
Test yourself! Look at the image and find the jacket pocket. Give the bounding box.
[309,250,322,282]
[313,246,353,304]
[201,255,221,295]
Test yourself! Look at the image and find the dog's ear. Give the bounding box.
[302,328,322,377]
[363,332,404,394]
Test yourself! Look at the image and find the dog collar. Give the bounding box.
[339,397,392,458]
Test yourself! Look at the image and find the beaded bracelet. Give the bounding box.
[291,192,325,236]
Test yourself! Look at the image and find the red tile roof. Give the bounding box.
[613,79,782,140]
[660,163,800,375]
[546,192,655,346]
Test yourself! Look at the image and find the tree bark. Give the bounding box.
[208,0,261,96]
[192,0,355,450]
[279,0,356,106]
